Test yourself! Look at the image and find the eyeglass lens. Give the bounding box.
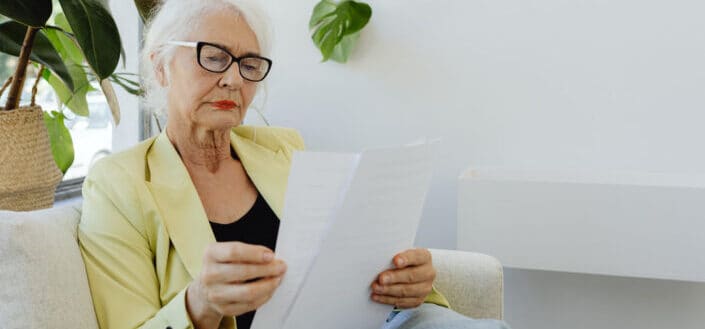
[199,44,270,81]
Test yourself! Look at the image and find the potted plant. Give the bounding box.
[0,0,158,211]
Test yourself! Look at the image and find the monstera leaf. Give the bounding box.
[310,0,371,63]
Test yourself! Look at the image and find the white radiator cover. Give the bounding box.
[458,168,705,282]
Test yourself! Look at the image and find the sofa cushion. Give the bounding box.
[0,205,98,329]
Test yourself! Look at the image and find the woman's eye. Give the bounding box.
[205,56,225,62]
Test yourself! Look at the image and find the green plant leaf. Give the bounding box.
[53,12,73,33]
[329,31,360,63]
[43,21,96,117]
[44,26,85,66]
[338,1,371,33]
[82,1,128,69]
[42,61,92,116]
[43,110,75,174]
[310,0,371,62]
[309,0,337,29]
[0,0,53,27]
[58,0,121,80]
[0,21,74,90]
[110,72,143,96]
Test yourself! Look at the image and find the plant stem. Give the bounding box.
[0,77,13,97]
[3,26,39,111]
[31,65,45,107]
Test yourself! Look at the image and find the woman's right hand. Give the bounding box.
[186,242,287,326]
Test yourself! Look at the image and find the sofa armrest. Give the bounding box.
[429,249,504,320]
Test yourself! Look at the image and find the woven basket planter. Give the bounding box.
[0,106,63,211]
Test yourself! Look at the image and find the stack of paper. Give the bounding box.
[251,141,437,329]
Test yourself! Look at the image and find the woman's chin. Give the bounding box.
[197,117,242,131]
[201,109,244,128]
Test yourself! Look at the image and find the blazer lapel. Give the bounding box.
[230,127,291,219]
[145,131,214,279]
[145,128,291,279]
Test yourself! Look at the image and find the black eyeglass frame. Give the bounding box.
[168,40,273,82]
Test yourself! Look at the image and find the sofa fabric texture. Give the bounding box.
[0,205,98,329]
[430,249,504,320]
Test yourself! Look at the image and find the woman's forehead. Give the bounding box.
[187,11,261,54]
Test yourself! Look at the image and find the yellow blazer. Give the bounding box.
[78,126,449,329]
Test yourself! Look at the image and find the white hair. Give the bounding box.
[140,0,272,121]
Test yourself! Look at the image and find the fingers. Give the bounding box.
[207,275,282,304]
[202,260,287,284]
[218,288,276,316]
[370,294,424,309]
[198,242,288,317]
[206,242,275,264]
[371,281,431,299]
[377,262,435,285]
[393,248,432,269]
[208,275,283,316]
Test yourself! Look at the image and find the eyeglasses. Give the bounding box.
[167,41,272,82]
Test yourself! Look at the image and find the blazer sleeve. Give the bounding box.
[425,286,451,309]
[78,159,194,329]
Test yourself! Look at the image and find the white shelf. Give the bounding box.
[457,167,705,282]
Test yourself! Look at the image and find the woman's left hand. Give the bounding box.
[370,248,436,309]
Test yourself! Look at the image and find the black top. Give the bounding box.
[209,193,280,329]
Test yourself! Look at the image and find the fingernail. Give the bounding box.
[381,275,389,284]
[263,252,274,262]
[397,258,405,267]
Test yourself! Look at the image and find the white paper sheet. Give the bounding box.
[251,141,437,329]
[250,152,360,329]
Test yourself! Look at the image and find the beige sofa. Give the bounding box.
[0,204,504,328]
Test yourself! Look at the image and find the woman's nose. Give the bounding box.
[218,63,244,89]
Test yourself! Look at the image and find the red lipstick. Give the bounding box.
[212,100,237,110]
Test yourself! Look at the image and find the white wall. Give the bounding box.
[260,1,705,328]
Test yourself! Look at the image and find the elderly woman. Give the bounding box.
[78,0,510,329]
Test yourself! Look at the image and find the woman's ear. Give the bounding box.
[151,53,168,87]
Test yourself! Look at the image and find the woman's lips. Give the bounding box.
[212,100,238,110]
